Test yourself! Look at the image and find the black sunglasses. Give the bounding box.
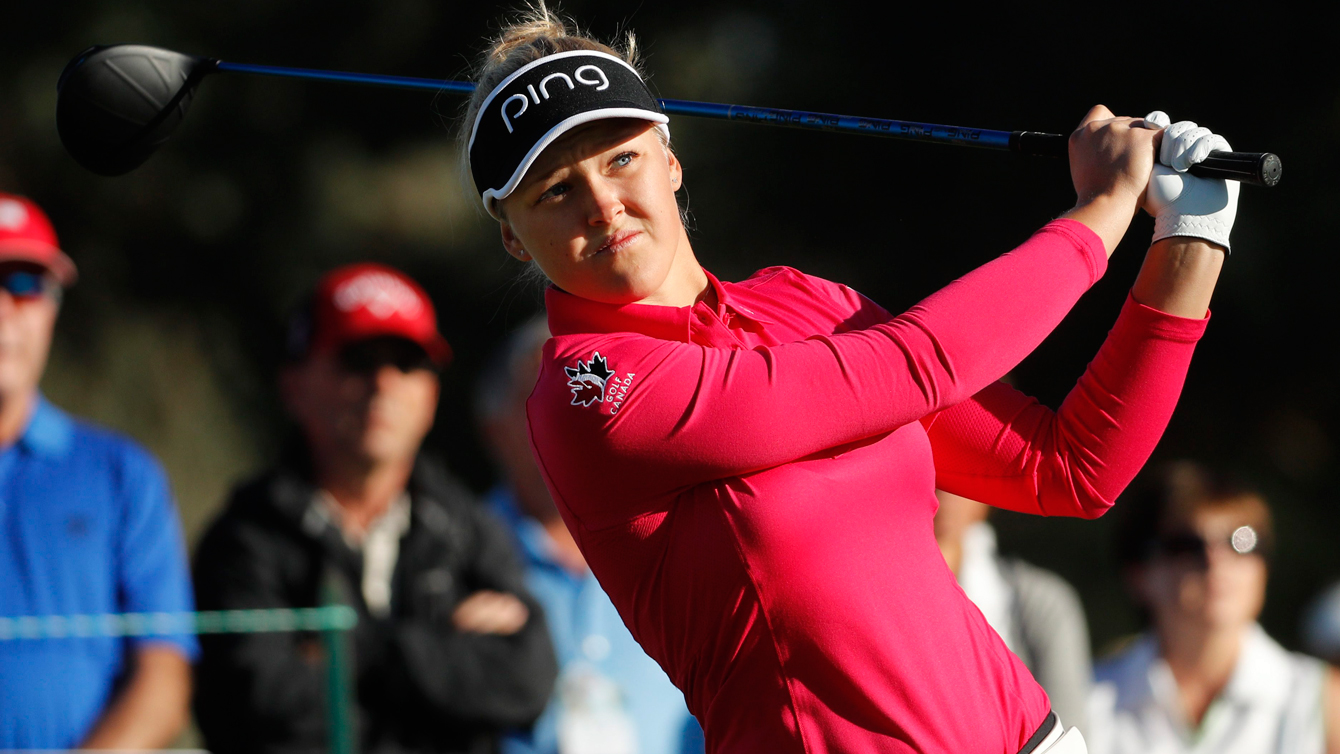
[337,338,437,375]
[1151,525,1267,563]
[0,270,56,299]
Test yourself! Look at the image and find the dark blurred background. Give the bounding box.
[3,0,1336,657]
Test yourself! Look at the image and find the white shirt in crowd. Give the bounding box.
[1087,623,1327,754]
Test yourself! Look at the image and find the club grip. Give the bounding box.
[1010,131,1281,187]
[1194,151,1281,187]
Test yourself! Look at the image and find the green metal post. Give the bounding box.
[321,574,359,754]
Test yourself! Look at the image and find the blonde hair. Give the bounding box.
[461,3,644,180]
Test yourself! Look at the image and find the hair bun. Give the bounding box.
[489,5,572,64]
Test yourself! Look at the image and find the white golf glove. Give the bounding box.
[1141,110,1239,252]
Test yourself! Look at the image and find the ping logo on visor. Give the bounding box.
[468,50,669,218]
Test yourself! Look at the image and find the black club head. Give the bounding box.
[56,45,216,176]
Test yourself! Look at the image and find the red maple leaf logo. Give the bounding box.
[564,352,614,408]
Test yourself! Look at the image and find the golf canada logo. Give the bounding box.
[564,352,636,414]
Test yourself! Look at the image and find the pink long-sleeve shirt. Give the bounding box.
[527,219,1208,753]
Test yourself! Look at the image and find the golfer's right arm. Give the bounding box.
[1061,104,1160,256]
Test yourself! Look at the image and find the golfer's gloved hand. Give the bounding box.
[1140,111,1239,252]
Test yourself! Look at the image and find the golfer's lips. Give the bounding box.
[590,229,640,257]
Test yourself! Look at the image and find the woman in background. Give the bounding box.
[1088,461,1340,754]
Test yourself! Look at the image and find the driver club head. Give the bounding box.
[56,44,216,176]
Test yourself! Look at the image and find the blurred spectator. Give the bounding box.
[1304,582,1340,665]
[477,315,704,754]
[0,193,196,749]
[193,264,557,754]
[1088,460,1340,754]
[933,490,1093,733]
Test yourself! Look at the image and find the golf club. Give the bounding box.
[56,44,1282,186]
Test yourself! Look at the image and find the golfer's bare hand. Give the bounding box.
[451,590,529,635]
[1064,105,1160,256]
[1069,105,1158,204]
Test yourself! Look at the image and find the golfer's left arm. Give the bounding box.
[79,646,192,749]
[1129,237,1222,317]
[1129,113,1236,319]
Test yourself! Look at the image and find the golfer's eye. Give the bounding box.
[612,151,637,168]
[538,182,570,202]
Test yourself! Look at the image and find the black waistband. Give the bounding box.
[1017,711,1057,754]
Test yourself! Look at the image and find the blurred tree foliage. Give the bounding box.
[3,0,1337,655]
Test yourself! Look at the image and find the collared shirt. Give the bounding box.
[527,220,1210,753]
[1088,625,1327,754]
[488,487,703,754]
[311,490,412,617]
[0,396,198,750]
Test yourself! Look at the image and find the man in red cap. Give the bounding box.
[0,194,77,442]
[0,193,197,750]
[193,263,557,754]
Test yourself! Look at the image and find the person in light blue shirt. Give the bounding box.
[0,193,197,750]
[477,316,703,754]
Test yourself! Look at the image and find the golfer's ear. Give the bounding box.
[500,220,531,261]
[668,151,682,189]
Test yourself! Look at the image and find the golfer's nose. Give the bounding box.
[586,178,624,227]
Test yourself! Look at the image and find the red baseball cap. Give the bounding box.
[0,194,78,286]
[305,263,451,367]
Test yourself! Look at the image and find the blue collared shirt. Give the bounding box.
[0,396,198,750]
[488,488,703,754]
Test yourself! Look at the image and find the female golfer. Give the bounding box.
[462,9,1237,753]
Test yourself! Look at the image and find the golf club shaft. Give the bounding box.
[214,60,1279,187]
[216,61,474,95]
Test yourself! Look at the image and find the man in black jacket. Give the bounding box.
[193,263,557,754]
